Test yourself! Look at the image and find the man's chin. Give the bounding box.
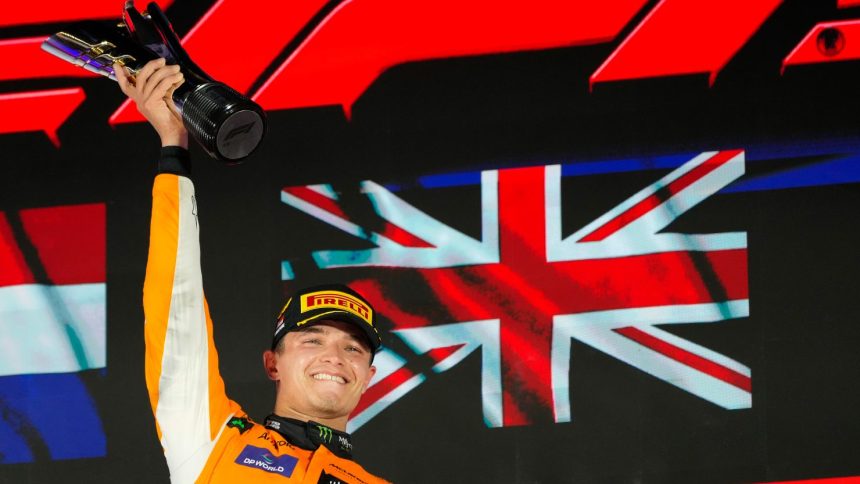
[308,392,350,415]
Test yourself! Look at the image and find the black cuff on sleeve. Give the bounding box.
[158,146,192,176]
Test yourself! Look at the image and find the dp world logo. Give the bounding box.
[235,445,298,477]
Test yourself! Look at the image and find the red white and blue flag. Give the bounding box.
[0,203,105,462]
[280,150,751,431]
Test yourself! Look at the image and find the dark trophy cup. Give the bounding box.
[41,1,266,163]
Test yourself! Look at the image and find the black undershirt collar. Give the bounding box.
[264,414,354,460]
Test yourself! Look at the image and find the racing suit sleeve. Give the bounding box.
[143,147,240,483]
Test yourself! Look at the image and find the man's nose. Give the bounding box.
[319,342,346,364]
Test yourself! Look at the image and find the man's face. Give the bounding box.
[268,320,376,422]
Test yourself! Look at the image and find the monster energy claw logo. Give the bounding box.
[317,425,333,443]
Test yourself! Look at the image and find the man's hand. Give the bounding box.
[114,58,188,148]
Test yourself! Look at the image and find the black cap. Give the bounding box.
[272,284,381,353]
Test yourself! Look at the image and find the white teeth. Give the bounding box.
[313,373,346,384]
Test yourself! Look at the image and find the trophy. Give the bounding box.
[41,1,266,163]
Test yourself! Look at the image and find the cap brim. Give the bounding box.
[295,310,381,353]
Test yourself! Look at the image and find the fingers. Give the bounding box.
[148,70,184,107]
[117,57,183,111]
[110,57,187,144]
[113,63,130,94]
[142,64,181,100]
[164,78,186,119]
[135,58,166,96]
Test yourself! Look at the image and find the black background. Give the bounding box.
[1,0,860,482]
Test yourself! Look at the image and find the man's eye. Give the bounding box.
[303,338,322,345]
[346,346,362,353]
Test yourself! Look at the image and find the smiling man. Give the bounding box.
[263,286,381,438]
[118,59,389,483]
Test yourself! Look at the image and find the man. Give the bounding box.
[117,59,388,483]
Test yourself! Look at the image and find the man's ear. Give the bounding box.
[262,350,279,381]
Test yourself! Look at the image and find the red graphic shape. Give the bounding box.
[1,0,172,27]
[110,0,327,125]
[839,0,860,7]
[0,89,85,145]
[591,0,782,87]
[782,20,860,69]
[0,214,35,287]
[0,37,97,82]
[761,477,860,484]
[0,204,104,287]
[342,163,747,426]
[253,0,648,117]
[18,204,105,285]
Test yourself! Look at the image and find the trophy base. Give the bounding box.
[182,83,266,162]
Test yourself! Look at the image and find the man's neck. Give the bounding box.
[264,415,355,459]
[272,404,348,432]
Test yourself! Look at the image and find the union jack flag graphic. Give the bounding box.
[280,150,750,430]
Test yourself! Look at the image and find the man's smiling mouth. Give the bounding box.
[312,373,347,384]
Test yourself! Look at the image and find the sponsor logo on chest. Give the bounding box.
[235,445,298,477]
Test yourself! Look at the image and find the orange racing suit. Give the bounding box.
[143,148,388,483]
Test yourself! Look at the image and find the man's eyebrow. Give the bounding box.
[296,324,370,349]
[296,325,359,339]
[344,332,368,346]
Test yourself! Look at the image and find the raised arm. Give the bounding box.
[120,60,238,482]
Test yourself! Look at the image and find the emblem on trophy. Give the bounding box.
[41,1,267,162]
